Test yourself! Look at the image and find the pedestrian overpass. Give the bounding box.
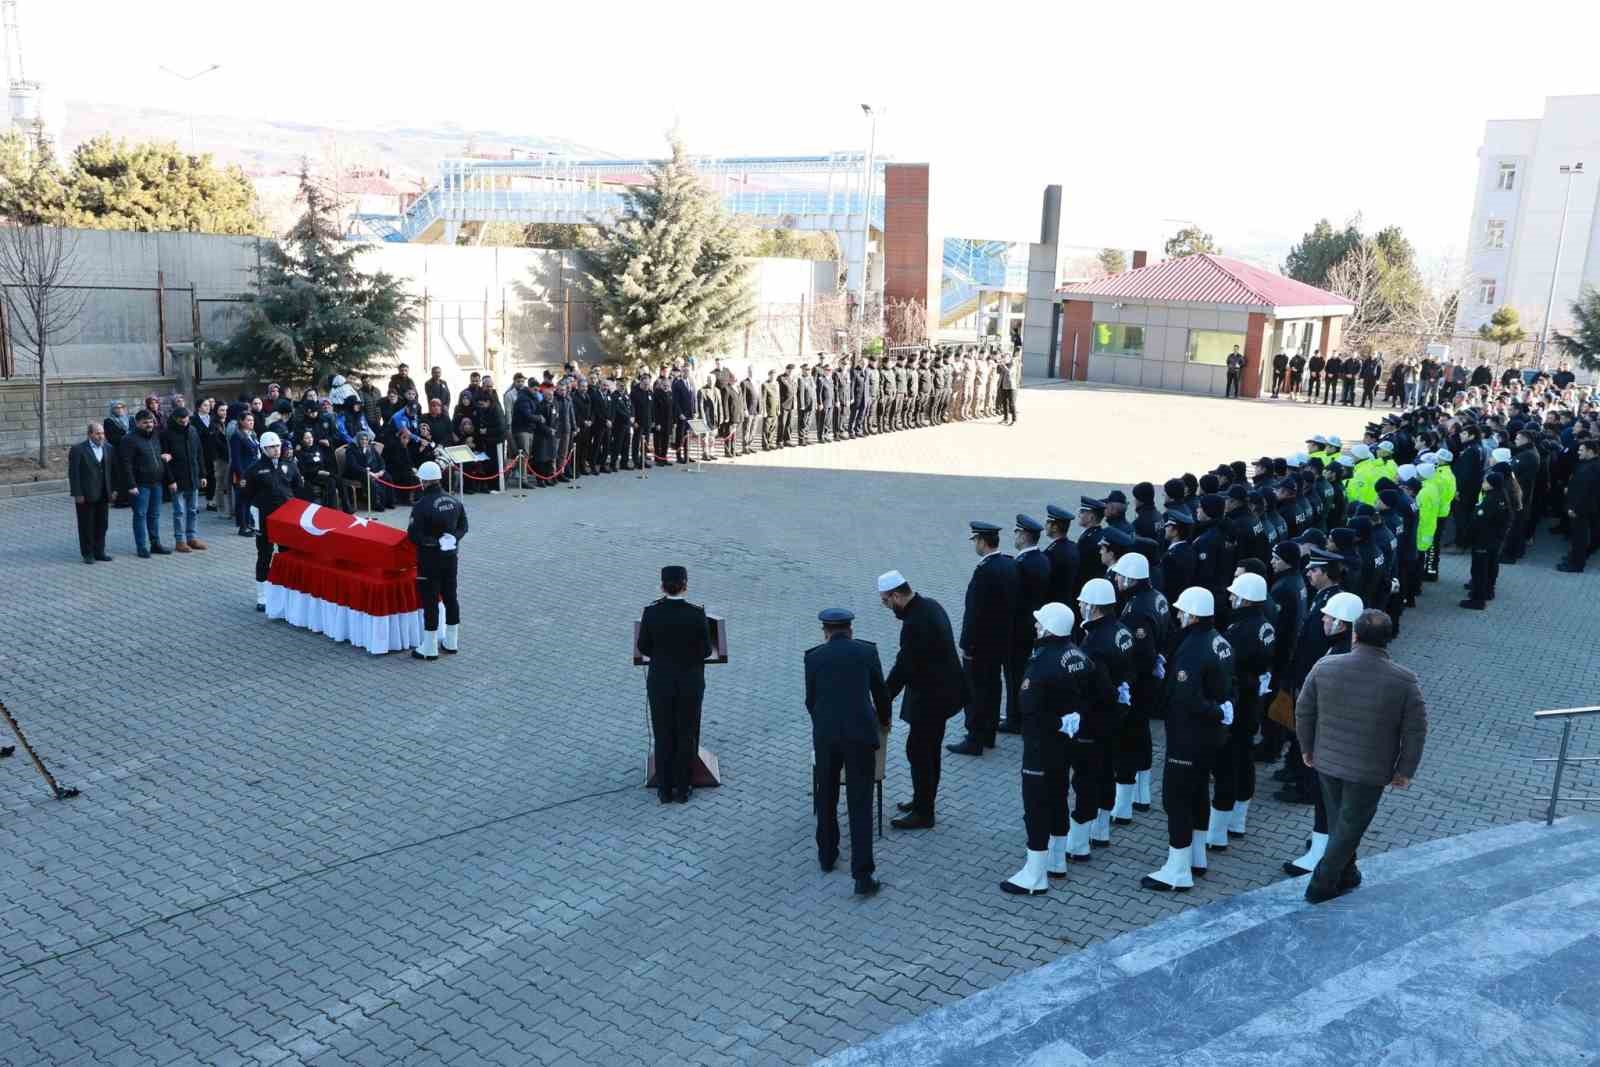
[348,153,886,294]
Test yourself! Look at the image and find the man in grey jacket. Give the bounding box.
[1294,609,1427,903]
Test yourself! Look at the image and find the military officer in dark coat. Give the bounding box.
[1160,507,1198,603]
[949,521,1019,756]
[1074,497,1108,599]
[637,565,713,804]
[1043,504,1080,606]
[880,571,966,829]
[1001,514,1052,735]
[805,608,891,896]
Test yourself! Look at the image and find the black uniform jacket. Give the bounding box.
[885,593,967,724]
[805,633,891,749]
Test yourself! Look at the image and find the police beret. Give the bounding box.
[1379,489,1403,508]
[818,608,854,625]
[1272,458,1288,475]
[661,565,688,584]
[1015,513,1043,534]
[1163,478,1186,500]
[1229,461,1248,480]
[1078,496,1106,513]
[1227,484,1249,502]
[1104,489,1128,505]
[969,520,1001,537]
[1272,541,1302,566]
[1045,504,1074,522]
[1100,525,1135,549]
[1350,515,1374,533]
[1199,474,1220,495]
[1329,527,1358,549]
[1299,528,1328,548]
[1199,494,1225,518]
[1164,507,1195,526]
[1132,481,1155,503]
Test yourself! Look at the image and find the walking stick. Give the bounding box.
[0,700,81,800]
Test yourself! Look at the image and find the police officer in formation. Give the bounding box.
[948,521,1019,756]
[240,430,303,613]
[407,460,467,660]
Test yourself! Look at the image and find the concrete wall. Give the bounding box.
[0,374,246,456]
[1078,300,1252,396]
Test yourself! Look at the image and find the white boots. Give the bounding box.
[1046,835,1069,879]
[412,628,439,661]
[441,623,459,655]
[1065,818,1093,862]
[1206,807,1232,850]
[1091,809,1113,848]
[1141,846,1194,892]
[1191,832,1209,877]
[1134,769,1152,810]
[1284,832,1328,876]
[1228,800,1250,836]
[1111,783,1136,824]
[255,581,267,613]
[1001,850,1050,895]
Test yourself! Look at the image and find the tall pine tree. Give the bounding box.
[582,137,755,367]
[213,166,416,386]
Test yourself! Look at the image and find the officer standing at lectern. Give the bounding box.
[637,565,712,804]
[408,460,467,661]
[805,608,891,897]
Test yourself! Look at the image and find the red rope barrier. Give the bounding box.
[460,452,523,481]
[369,472,421,490]
[518,446,575,483]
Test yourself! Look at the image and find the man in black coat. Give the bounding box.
[950,521,1019,756]
[815,364,834,443]
[637,565,713,804]
[671,371,696,464]
[777,365,795,447]
[119,408,173,557]
[68,421,114,563]
[1559,438,1600,572]
[1001,514,1052,735]
[805,608,891,896]
[1043,504,1080,606]
[161,407,208,552]
[880,571,967,829]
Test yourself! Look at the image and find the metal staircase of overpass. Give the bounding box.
[940,238,1012,325]
[349,153,886,292]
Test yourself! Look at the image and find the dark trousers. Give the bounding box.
[648,670,704,798]
[254,533,275,581]
[1065,737,1102,824]
[1307,374,1321,401]
[1002,642,1031,727]
[1469,547,1494,602]
[997,388,1016,422]
[815,741,875,875]
[1271,370,1284,397]
[906,715,946,818]
[1225,370,1241,398]
[1569,516,1593,571]
[674,419,689,463]
[797,408,812,444]
[1309,774,1385,895]
[1022,729,1067,850]
[963,655,1003,745]
[1112,710,1153,783]
[777,410,793,446]
[415,551,460,631]
[1213,723,1255,809]
[1163,752,1212,848]
[1323,378,1337,405]
[653,424,670,462]
[75,498,109,558]
[849,400,866,436]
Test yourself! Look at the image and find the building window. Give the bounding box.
[1497,162,1517,191]
[1092,322,1145,355]
[1186,329,1246,366]
[1485,219,1505,249]
[1478,278,1497,305]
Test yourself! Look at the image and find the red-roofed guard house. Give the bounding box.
[1052,254,1354,398]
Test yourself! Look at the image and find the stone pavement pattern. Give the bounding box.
[0,383,1595,1066]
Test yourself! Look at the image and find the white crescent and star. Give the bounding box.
[299,503,330,537]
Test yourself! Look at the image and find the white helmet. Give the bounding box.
[1417,462,1436,480]
[1397,464,1418,482]
[1435,447,1454,462]
[1174,586,1215,617]
[1322,590,1364,624]
[259,431,281,449]
[1491,447,1512,464]
[1034,602,1076,637]
[1110,552,1150,580]
[1227,573,1268,603]
[1078,578,1117,607]
[417,461,443,482]
[1350,443,1373,460]
[1326,435,1342,448]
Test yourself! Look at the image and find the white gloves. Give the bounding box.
[1391,578,1400,594]
[1154,654,1167,680]
[1258,672,1272,696]
[439,533,458,552]
[1117,682,1132,706]
[1219,700,1235,727]
[1059,712,1081,738]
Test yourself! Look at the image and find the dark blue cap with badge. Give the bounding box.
[1164,506,1195,526]
[1104,489,1128,505]
[1078,496,1106,513]
[1015,513,1043,534]
[1302,545,1341,568]
[1100,525,1135,549]
[818,608,855,625]
[969,520,1001,538]
[1045,504,1074,523]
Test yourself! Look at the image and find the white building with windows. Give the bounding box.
[1460,95,1600,348]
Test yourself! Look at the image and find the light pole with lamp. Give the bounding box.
[158,63,221,153]
[1538,162,1584,369]
[855,104,880,339]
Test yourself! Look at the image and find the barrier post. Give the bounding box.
[497,442,506,494]
[365,471,372,519]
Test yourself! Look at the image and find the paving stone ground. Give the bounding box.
[1,382,1595,1066]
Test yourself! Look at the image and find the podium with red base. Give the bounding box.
[635,614,727,788]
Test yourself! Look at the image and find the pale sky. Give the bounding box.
[21,0,1600,266]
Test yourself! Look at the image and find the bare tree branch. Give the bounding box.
[0,223,88,466]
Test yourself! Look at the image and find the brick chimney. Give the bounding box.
[1132,250,1148,270]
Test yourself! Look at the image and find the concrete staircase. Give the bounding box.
[827,815,1600,1066]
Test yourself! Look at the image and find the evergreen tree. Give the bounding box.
[0,129,69,224]
[1283,217,1361,287]
[1097,247,1127,275]
[213,167,417,386]
[1554,287,1600,372]
[1163,224,1218,258]
[582,137,756,367]
[1478,305,1527,361]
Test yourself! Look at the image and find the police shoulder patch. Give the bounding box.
[1020,678,1030,690]
[1177,669,1188,682]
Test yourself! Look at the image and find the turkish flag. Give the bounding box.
[265,499,416,570]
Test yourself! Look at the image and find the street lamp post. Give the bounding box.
[1538,162,1584,368]
[855,104,880,332]
[158,63,221,153]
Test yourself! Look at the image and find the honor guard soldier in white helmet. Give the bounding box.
[241,429,303,612]
[407,460,468,660]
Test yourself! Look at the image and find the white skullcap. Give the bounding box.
[876,570,907,593]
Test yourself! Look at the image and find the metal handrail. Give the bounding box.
[1534,706,1600,824]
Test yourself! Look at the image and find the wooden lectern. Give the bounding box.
[634,614,727,788]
